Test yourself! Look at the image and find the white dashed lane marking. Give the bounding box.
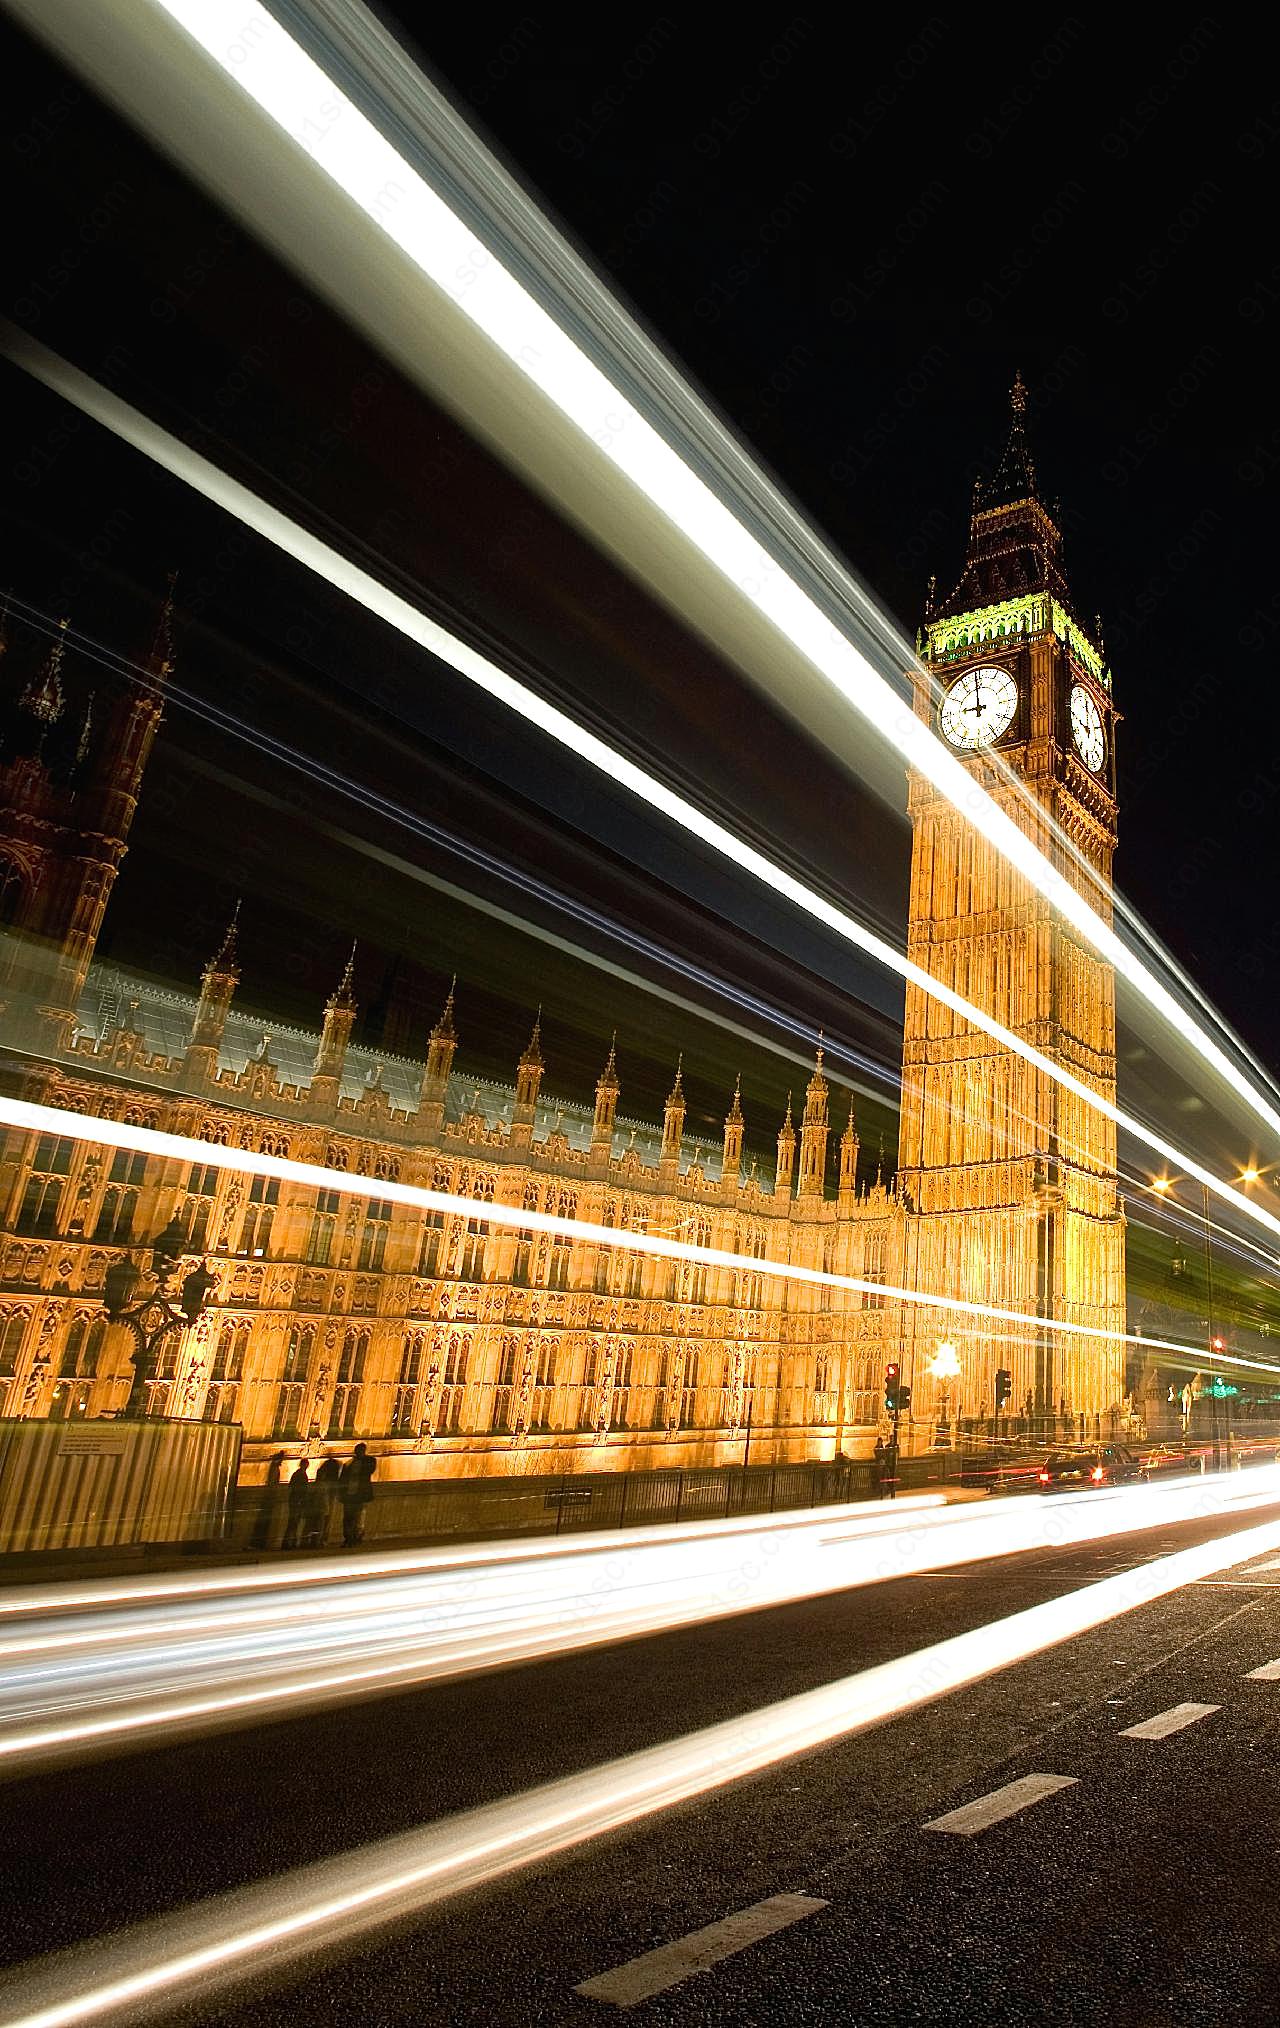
[923,1773,1078,1837]
[1246,1656,1280,1680]
[1120,1702,1220,1740]
[575,1893,828,2008]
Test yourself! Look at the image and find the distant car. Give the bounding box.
[1035,1445,1145,1490]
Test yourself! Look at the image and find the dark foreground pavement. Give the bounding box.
[4,1495,1280,2026]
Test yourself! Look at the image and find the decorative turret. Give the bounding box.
[511,1010,544,1149]
[775,1093,795,1202]
[838,1091,860,1208]
[591,1034,620,1157]
[184,903,241,1082]
[515,1010,544,1109]
[722,1076,744,1190]
[19,618,68,742]
[660,1056,685,1172]
[305,945,357,1116]
[797,1042,829,1199]
[424,978,458,1086]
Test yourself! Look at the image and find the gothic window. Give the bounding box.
[17,1135,74,1237]
[390,1330,425,1432]
[512,1229,534,1287]
[180,1163,220,1251]
[95,1149,147,1243]
[145,1333,180,1418]
[0,1311,28,1384]
[491,1335,518,1432]
[689,1219,711,1305]
[273,1323,314,1437]
[610,1345,633,1430]
[548,1233,571,1291]
[417,1209,447,1276]
[439,1333,469,1432]
[331,1327,368,1434]
[530,1340,558,1431]
[46,1314,107,1421]
[458,1217,487,1284]
[239,1174,279,1258]
[862,1231,887,1310]
[358,1198,392,1273]
[578,1340,599,1429]
[813,1352,835,1424]
[206,1322,249,1423]
[652,1347,671,1429]
[622,1248,644,1299]
[0,858,27,929]
[306,1188,341,1266]
[680,1350,700,1428]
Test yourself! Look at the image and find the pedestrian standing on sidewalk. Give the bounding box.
[873,1434,888,1499]
[250,1450,288,1550]
[339,1442,377,1547]
[281,1459,311,1549]
[314,1453,342,1545]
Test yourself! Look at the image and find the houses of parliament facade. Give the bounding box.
[0,386,1127,1483]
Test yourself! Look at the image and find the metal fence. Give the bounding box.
[233,1450,963,1551]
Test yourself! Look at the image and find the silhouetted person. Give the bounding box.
[314,1454,342,1546]
[250,1450,287,1550]
[282,1459,311,1549]
[873,1435,887,1499]
[339,1443,377,1547]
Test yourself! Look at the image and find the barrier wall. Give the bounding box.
[0,1417,241,1553]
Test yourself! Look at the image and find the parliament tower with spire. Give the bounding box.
[902,374,1125,1421]
[0,385,1126,1479]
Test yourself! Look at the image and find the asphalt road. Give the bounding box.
[4,1493,1280,2026]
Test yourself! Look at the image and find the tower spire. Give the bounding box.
[976,369,1038,511]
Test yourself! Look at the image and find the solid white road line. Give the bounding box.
[924,1773,1078,1837]
[574,1893,827,2008]
[1120,1702,1220,1740]
[1246,1656,1280,1680]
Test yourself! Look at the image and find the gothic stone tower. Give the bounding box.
[899,376,1125,1424]
[0,592,169,1040]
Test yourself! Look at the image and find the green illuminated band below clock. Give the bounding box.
[1070,683,1105,772]
[938,664,1017,750]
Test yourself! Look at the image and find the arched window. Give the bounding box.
[390,1331,424,1432]
[491,1335,518,1432]
[206,1323,248,1423]
[274,1323,314,1437]
[331,1328,367,1434]
[439,1333,469,1433]
[306,1189,340,1266]
[239,1175,278,1257]
[49,1315,107,1421]
[17,1136,74,1237]
[0,1311,29,1410]
[357,1199,392,1272]
[530,1339,558,1431]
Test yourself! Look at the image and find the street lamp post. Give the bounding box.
[929,1339,961,1450]
[103,1222,218,1419]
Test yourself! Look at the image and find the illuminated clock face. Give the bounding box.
[1070,684,1105,772]
[938,665,1018,750]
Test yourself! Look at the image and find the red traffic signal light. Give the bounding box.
[884,1362,902,1413]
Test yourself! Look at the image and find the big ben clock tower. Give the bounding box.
[899,375,1126,1426]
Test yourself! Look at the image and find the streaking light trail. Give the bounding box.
[0,1094,1272,1379]
[3,1489,1279,2028]
[2,332,1276,1261]
[2,1471,1273,1773]
[56,0,1280,1162]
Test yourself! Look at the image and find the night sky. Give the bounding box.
[1,10,1277,1187]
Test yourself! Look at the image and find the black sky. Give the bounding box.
[2,8,1277,1154]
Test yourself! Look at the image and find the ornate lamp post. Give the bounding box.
[929,1339,961,1450]
[103,1220,218,1419]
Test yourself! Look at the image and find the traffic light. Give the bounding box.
[995,1367,1012,1409]
[884,1361,901,1414]
[897,1383,912,1414]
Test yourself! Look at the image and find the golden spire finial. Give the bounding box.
[1011,368,1028,414]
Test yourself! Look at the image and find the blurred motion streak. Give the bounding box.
[0,1096,1267,1378]
[0,327,1274,1253]
[3,1492,1280,2027]
[16,0,1279,1154]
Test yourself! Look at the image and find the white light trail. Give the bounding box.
[2,335,1275,1266]
[3,1487,1279,2028]
[111,0,1280,1165]
[0,1094,1270,1378]
[0,1467,1275,1776]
